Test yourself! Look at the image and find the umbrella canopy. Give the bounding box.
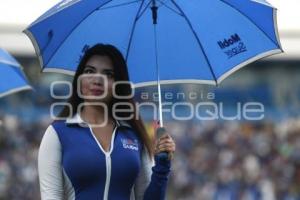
[24,0,282,126]
[0,49,32,98]
[24,0,282,87]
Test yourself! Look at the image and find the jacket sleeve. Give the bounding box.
[134,146,171,200]
[38,125,64,200]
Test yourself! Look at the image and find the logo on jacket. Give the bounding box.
[121,139,139,151]
[217,33,247,59]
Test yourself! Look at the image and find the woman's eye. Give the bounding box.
[84,69,94,74]
[105,72,114,78]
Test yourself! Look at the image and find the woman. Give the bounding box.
[38,44,176,200]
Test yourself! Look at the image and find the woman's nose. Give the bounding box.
[91,74,105,85]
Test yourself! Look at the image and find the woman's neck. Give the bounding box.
[80,105,113,126]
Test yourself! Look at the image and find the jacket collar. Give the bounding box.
[65,113,131,128]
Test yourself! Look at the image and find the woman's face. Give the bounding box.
[80,55,115,103]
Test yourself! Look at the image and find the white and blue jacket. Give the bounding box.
[38,113,171,200]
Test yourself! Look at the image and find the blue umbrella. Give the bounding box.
[24,0,282,126]
[0,49,32,98]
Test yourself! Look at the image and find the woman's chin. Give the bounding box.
[84,98,107,102]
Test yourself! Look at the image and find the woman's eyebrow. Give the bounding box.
[84,65,96,70]
[102,69,114,73]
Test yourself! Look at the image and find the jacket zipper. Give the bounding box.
[103,153,111,200]
[88,125,118,200]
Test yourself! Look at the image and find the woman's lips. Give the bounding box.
[90,89,104,96]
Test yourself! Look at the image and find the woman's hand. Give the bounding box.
[154,131,176,160]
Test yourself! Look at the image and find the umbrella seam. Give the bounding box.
[218,0,282,50]
[170,0,218,85]
[125,0,146,61]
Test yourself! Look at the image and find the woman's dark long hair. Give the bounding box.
[58,44,154,158]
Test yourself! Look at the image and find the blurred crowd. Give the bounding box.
[0,115,42,200]
[1,112,300,199]
[166,119,300,200]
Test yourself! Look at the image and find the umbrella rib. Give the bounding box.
[125,0,146,61]
[218,0,282,50]
[170,0,218,85]
[157,0,183,17]
[136,1,152,20]
[43,0,114,67]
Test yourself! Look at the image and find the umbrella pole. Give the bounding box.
[152,0,171,161]
[152,0,163,127]
[157,71,163,127]
[154,25,163,128]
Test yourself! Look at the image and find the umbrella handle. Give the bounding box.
[156,127,169,160]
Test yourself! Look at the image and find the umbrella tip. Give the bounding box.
[215,80,219,87]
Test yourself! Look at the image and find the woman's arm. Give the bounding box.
[142,154,171,200]
[134,133,175,200]
[38,125,64,200]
